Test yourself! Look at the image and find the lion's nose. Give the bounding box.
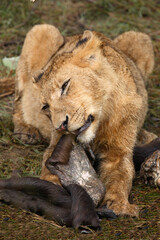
[57,115,69,131]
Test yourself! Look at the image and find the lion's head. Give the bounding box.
[33,31,121,143]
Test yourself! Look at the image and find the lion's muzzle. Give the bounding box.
[75,114,94,136]
[56,115,69,131]
[56,114,94,137]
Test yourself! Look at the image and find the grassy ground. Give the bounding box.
[0,0,160,239]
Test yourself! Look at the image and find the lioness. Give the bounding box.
[13,24,157,217]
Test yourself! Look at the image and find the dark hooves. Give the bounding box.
[96,206,117,220]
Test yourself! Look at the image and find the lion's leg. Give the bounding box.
[97,121,139,217]
[13,95,42,144]
[40,131,62,185]
[100,151,139,217]
[41,147,61,185]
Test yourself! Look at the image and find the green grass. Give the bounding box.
[0,0,160,239]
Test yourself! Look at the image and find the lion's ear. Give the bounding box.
[72,30,102,68]
[75,31,94,49]
[32,69,44,86]
[74,30,101,52]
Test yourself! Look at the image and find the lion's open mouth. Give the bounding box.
[75,114,94,136]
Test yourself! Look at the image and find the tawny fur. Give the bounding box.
[0,77,15,98]
[13,24,157,216]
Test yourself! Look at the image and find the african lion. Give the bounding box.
[13,24,157,217]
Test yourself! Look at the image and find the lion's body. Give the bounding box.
[13,24,157,216]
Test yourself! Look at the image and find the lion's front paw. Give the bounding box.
[13,125,42,144]
[105,200,139,217]
[40,172,61,185]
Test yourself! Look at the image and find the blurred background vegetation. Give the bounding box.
[0,0,160,239]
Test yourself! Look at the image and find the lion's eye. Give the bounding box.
[42,104,49,110]
[61,79,70,95]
